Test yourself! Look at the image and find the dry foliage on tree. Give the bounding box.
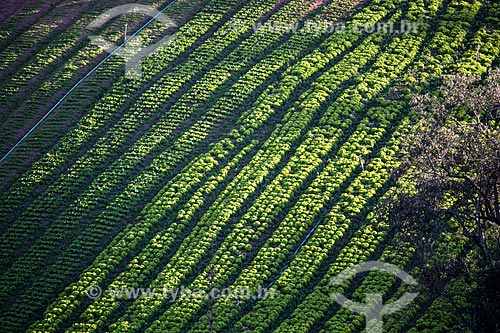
[388,68,500,266]
[384,68,500,332]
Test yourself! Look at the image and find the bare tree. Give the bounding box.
[387,68,500,266]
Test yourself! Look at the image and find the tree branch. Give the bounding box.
[441,209,476,239]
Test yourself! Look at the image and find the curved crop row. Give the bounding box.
[183,23,423,332]
[319,236,417,332]
[0,0,244,234]
[295,2,499,330]
[103,28,386,333]
[0,0,371,308]
[23,137,255,333]
[81,32,386,333]
[0,0,239,199]
[174,99,406,333]
[0,0,102,74]
[0,0,64,49]
[241,118,410,333]
[19,1,377,330]
[0,0,342,300]
[0,0,169,102]
[0,0,306,307]
[41,0,410,330]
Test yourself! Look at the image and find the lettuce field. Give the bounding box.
[0,0,499,332]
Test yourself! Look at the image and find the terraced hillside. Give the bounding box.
[0,0,499,332]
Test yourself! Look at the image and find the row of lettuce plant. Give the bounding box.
[105,8,421,329]
[96,27,390,333]
[267,0,485,330]
[214,3,422,330]
[18,1,377,330]
[237,117,411,333]
[0,0,168,101]
[0,0,369,299]
[0,0,211,159]
[0,0,65,51]
[74,33,386,333]
[0,0,240,196]
[166,98,407,333]
[174,26,422,333]
[22,138,255,333]
[0,0,249,235]
[15,0,376,330]
[0,0,344,296]
[0,0,104,74]
[310,1,499,330]
[379,2,500,329]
